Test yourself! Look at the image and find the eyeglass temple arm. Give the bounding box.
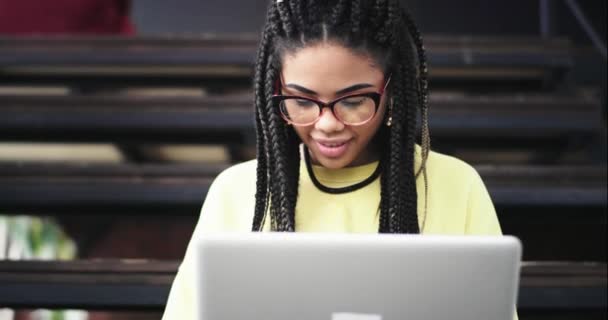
[381,75,392,94]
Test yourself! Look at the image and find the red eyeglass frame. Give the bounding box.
[271,75,392,126]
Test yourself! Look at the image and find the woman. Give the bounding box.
[163,0,514,319]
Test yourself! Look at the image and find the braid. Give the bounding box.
[401,9,431,176]
[277,1,296,37]
[265,68,300,231]
[366,0,418,233]
[381,63,419,233]
[402,58,422,232]
[330,0,350,26]
[264,14,300,231]
[306,0,322,25]
[350,0,361,35]
[288,0,306,34]
[252,4,280,231]
[253,0,430,233]
[386,67,407,232]
[370,0,388,38]
[252,69,269,231]
[376,0,396,45]
[400,6,431,227]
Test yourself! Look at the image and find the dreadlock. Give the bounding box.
[252,0,431,233]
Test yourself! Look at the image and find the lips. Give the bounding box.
[319,141,347,147]
[314,139,351,158]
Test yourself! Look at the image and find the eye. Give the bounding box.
[294,99,315,107]
[339,96,366,108]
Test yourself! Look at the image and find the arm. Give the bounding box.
[162,161,256,319]
[464,169,519,320]
[464,169,502,235]
[162,172,230,320]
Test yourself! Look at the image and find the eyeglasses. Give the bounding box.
[272,76,391,126]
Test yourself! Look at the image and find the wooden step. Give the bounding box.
[0,91,601,143]
[0,260,604,310]
[0,163,604,209]
[0,35,572,88]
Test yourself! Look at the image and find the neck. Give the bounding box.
[304,146,383,194]
[307,147,380,168]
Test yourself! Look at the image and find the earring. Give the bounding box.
[386,99,393,127]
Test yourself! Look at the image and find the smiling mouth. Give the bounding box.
[318,141,347,147]
[314,140,351,158]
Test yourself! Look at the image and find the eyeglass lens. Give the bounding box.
[280,95,376,125]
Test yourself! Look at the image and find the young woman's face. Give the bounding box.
[280,42,388,169]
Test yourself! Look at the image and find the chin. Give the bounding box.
[314,154,354,169]
[306,140,360,169]
[319,160,347,169]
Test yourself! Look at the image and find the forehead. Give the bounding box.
[280,43,384,94]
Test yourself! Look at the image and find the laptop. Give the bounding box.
[194,233,521,320]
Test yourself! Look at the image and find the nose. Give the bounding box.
[314,107,345,133]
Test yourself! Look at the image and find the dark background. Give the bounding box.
[132,0,606,40]
[132,0,607,92]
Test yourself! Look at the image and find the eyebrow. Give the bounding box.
[285,83,374,97]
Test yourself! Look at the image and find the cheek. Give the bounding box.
[292,126,311,141]
[367,102,388,133]
[352,100,387,141]
[354,119,383,143]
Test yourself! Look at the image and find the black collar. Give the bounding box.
[304,146,383,194]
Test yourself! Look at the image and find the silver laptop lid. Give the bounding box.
[195,233,521,320]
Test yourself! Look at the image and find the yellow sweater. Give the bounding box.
[162,148,517,319]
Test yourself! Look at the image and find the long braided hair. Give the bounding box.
[252,0,431,233]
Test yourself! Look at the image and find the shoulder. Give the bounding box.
[213,159,258,185]
[203,158,258,212]
[419,149,499,235]
[423,149,480,184]
[420,148,487,203]
[209,159,258,194]
[197,159,258,233]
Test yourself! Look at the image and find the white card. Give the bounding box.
[332,313,382,320]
